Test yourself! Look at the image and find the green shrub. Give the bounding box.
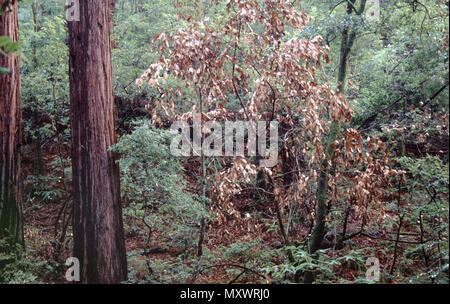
[111,120,206,282]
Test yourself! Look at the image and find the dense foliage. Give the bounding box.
[0,0,447,284]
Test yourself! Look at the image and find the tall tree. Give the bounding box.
[305,0,367,283]
[0,0,22,246]
[68,0,127,283]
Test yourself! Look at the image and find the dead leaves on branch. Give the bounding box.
[137,0,403,236]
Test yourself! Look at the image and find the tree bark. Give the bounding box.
[31,0,44,177]
[68,0,127,283]
[0,0,23,246]
[304,0,366,284]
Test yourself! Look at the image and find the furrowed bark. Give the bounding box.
[68,0,127,283]
[0,0,23,247]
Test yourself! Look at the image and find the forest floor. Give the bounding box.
[20,108,448,283]
[19,146,406,284]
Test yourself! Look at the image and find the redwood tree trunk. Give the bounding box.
[0,0,22,246]
[68,0,127,283]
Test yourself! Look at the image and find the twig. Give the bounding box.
[198,263,271,283]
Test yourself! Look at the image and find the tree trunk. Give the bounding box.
[68,0,127,283]
[31,1,44,178]
[304,0,366,284]
[0,0,23,246]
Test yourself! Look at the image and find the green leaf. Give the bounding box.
[0,67,10,74]
[5,41,18,53]
[0,35,12,47]
[0,36,18,54]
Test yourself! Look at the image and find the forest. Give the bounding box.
[0,0,448,285]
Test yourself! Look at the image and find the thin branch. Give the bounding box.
[329,0,347,16]
[199,263,271,283]
[422,81,449,107]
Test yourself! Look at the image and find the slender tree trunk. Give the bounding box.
[68,0,127,283]
[31,1,44,177]
[0,0,23,246]
[305,0,366,283]
[196,88,206,257]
